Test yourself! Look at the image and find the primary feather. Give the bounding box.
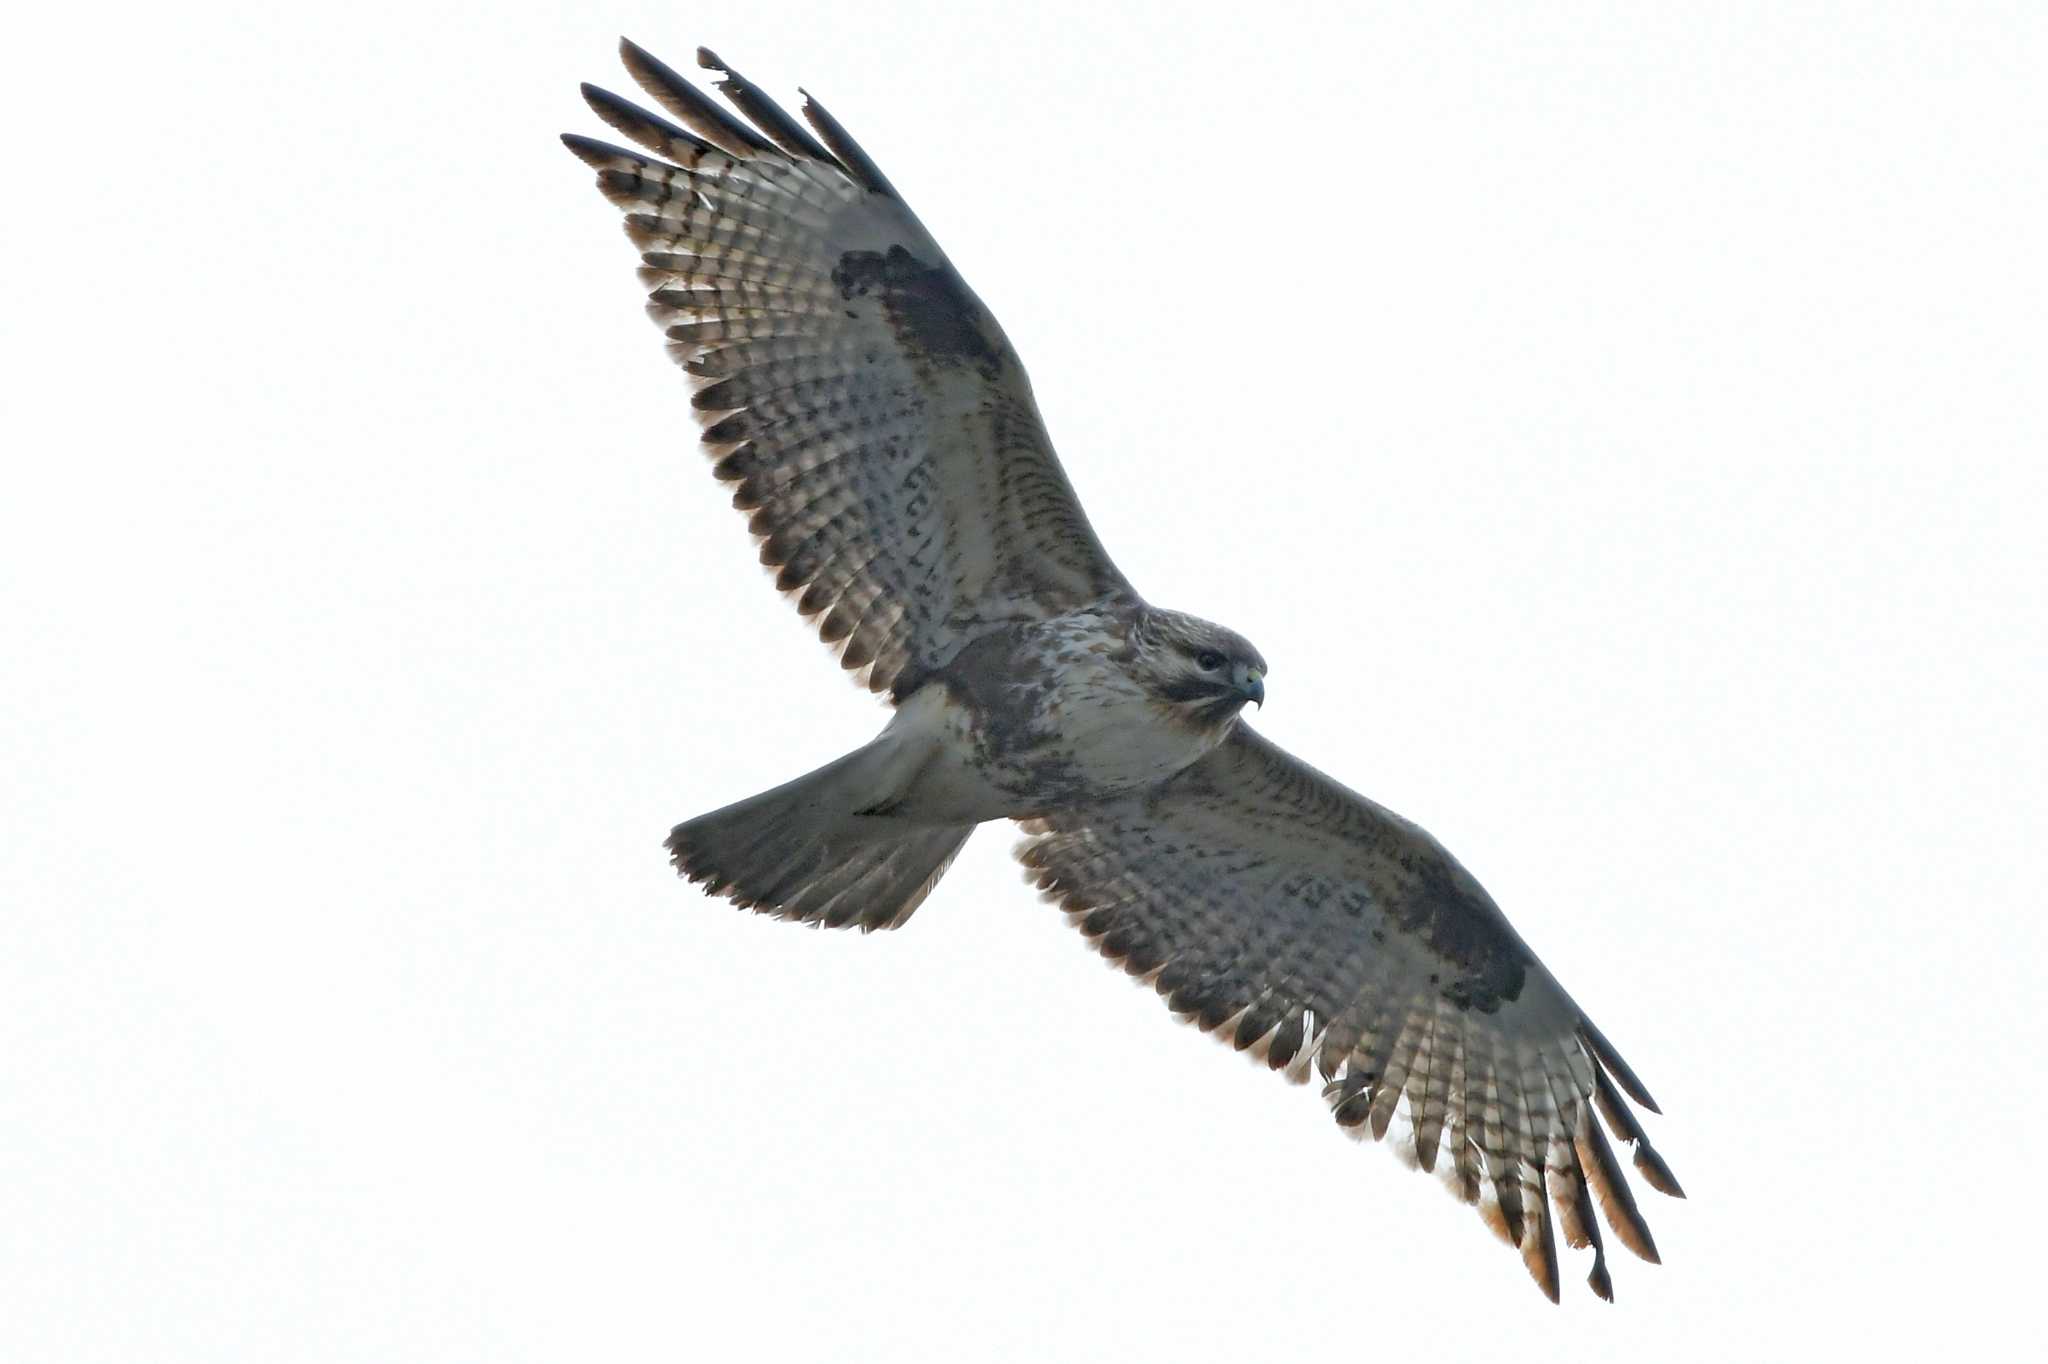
[566,43,1128,698]
[564,39,1683,1303]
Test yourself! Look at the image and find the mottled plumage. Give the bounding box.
[564,40,1681,1302]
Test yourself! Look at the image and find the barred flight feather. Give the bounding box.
[564,38,1681,1305]
[566,39,1130,698]
[1015,725,1682,1299]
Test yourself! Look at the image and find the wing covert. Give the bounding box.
[1016,725,1683,1301]
[565,42,1131,699]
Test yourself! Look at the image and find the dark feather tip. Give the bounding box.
[559,132,617,167]
[1635,1144,1687,1200]
[1581,1017,1661,1114]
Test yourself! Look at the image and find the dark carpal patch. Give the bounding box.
[833,245,1005,374]
[1389,854,1530,1013]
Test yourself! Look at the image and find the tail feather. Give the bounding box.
[666,740,973,931]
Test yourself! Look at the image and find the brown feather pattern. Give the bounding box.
[565,40,1682,1304]
[1016,726,1681,1299]
[565,41,1132,699]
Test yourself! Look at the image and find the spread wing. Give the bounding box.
[1016,726,1684,1302]
[564,42,1132,699]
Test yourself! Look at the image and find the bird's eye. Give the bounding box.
[1195,650,1225,672]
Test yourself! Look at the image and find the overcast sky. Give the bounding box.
[6,2,2045,1360]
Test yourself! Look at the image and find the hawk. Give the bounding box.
[563,39,1682,1301]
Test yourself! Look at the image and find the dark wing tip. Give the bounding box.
[579,79,639,122]
[580,81,714,164]
[1589,1254,1615,1302]
[1579,1016,1661,1114]
[1533,1217,1562,1304]
[615,36,775,158]
[613,41,904,202]
[690,44,841,166]
[559,131,618,168]
[1590,1064,1686,1207]
[798,88,902,200]
[1635,1144,1687,1200]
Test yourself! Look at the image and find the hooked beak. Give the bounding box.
[1240,667,1265,709]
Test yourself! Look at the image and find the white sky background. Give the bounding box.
[4,1,2045,1358]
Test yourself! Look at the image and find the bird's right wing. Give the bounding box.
[1016,725,1684,1302]
[564,42,1133,699]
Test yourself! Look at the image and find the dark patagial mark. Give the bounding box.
[832,244,1005,376]
[936,628,1040,740]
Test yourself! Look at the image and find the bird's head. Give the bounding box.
[1131,607,1268,729]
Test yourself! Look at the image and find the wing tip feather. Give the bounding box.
[1579,1015,1661,1114]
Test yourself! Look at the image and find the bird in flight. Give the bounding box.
[562,39,1682,1302]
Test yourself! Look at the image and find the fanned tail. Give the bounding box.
[668,738,973,932]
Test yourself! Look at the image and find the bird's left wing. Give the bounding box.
[1016,726,1683,1302]
[563,43,1132,700]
